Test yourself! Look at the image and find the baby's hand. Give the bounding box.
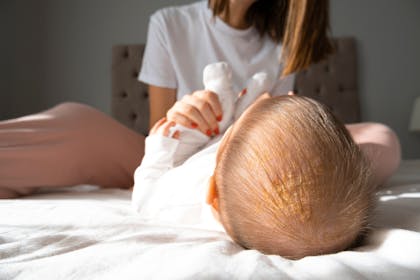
[149,117,180,139]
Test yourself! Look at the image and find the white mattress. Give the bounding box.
[1,160,420,279]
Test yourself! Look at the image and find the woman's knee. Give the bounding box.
[347,122,399,146]
[347,122,401,185]
[51,102,99,118]
[48,102,111,130]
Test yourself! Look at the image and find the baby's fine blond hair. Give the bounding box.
[214,95,375,259]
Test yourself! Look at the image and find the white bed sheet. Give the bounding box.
[1,160,420,280]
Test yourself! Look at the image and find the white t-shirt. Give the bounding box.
[139,1,293,99]
[132,134,225,232]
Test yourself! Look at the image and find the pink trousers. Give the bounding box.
[0,102,145,198]
[0,102,401,198]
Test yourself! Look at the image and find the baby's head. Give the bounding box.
[207,95,375,259]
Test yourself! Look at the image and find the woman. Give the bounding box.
[0,0,399,198]
[143,0,333,134]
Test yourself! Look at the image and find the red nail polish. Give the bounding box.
[206,129,212,137]
[214,127,220,135]
[216,115,223,122]
[242,88,247,95]
[191,122,198,128]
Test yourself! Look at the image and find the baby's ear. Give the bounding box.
[206,175,220,212]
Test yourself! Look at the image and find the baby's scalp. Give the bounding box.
[214,95,375,259]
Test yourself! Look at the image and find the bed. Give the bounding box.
[1,38,420,279]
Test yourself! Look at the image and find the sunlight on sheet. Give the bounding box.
[379,192,420,202]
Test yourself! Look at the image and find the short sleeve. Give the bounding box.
[138,12,177,89]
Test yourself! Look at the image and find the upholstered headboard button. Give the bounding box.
[294,37,360,123]
[111,45,150,135]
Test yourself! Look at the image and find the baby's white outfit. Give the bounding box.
[132,134,225,232]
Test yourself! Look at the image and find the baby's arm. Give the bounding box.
[131,118,180,214]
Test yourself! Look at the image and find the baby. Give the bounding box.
[132,93,376,259]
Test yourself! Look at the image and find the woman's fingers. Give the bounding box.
[167,101,208,131]
[237,88,247,98]
[157,120,176,137]
[149,117,168,134]
[149,117,179,139]
[182,94,218,136]
[195,90,223,122]
[166,90,224,137]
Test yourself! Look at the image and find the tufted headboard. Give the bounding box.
[111,37,359,135]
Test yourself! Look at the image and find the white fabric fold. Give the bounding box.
[2,159,420,279]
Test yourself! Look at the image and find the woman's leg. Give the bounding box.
[346,122,401,187]
[0,102,145,198]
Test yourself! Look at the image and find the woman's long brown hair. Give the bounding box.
[208,0,334,76]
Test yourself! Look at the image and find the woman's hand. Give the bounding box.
[149,117,180,139]
[166,90,223,137]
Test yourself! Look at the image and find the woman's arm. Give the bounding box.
[148,85,176,130]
